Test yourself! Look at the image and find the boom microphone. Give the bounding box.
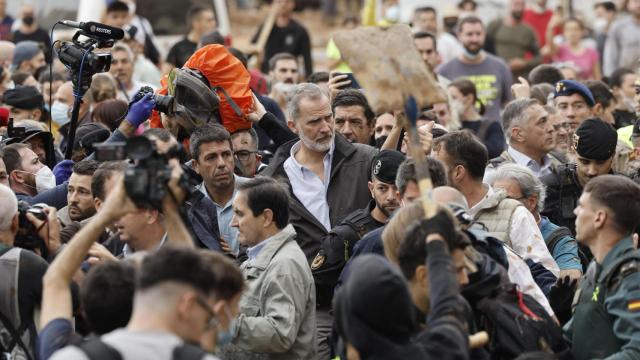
[60,20,124,40]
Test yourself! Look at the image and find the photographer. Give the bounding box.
[38,160,193,359]
[0,183,60,359]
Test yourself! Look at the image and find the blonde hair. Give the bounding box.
[382,201,425,264]
[88,73,118,104]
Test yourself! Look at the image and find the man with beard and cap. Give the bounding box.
[312,150,404,314]
[333,212,469,360]
[485,0,541,80]
[553,80,595,135]
[3,85,43,121]
[9,40,45,75]
[542,118,618,234]
[332,89,376,145]
[438,16,513,123]
[261,83,376,359]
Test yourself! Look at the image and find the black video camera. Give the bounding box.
[133,86,175,115]
[15,201,49,258]
[94,136,191,210]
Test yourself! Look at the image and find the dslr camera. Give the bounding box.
[133,86,175,116]
[15,201,49,258]
[94,136,189,209]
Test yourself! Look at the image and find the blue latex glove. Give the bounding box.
[52,160,74,185]
[126,93,156,127]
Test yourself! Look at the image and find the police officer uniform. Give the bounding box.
[311,150,405,308]
[564,236,640,359]
[541,118,618,234]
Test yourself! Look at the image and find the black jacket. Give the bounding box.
[261,133,377,262]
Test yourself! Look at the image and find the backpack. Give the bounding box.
[78,338,208,360]
[475,284,567,360]
[0,247,33,360]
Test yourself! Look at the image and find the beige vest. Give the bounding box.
[473,191,523,248]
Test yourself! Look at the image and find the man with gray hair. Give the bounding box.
[488,163,582,281]
[262,82,376,359]
[485,98,564,181]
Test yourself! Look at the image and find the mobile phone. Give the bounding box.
[333,72,361,90]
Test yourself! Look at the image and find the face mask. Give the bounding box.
[594,18,608,33]
[374,135,388,149]
[384,5,400,22]
[23,15,34,26]
[35,166,56,193]
[451,99,465,116]
[511,11,523,21]
[463,47,482,60]
[216,306,237,347]
[50,101,70,126]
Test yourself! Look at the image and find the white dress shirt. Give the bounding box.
[283,140,335,231]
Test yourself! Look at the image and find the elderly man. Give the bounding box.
[0,40,15,67]
[489,163,583,281]
[262,82,376,358]
[486,98,564,180]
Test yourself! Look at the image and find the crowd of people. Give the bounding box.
[1,0,640,359]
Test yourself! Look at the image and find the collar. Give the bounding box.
[197,175,240,208]
[599,236,635,271]
[508,146,551,169]
[243,224,296,271]
[123,232,167,257]
[287,139,335,172]
[247,234,275,263]
[468,184,493,215]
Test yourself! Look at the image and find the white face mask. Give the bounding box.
[50,101,70,126]
[35,166,56,193]
[385,5,400,22]
[594,18,608,33]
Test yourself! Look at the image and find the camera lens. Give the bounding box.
[154,95,175,115]
[125,136,154,161]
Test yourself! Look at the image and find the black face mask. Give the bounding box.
[374,135,388,149]
[511,11,523,21]
[444,19,458,29]
[23,15,34,26]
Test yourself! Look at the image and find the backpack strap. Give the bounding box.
[213,86,243,117]
[172,342,207,360]
[0,310,32,360]
[77,339,124,360]
[545,226,573,255]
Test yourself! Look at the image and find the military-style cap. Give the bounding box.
[3,86,43,110]
[573,118,617,160]
[372,150,405,184]
[553,80,595,107]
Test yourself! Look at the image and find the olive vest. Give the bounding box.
[473,190,522,248]
[570,249,640,359]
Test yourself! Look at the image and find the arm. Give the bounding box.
[593,58,602,81]
[604,272,640,360]
[509,207,560,277]
[162,159,193,248]
[301,29,313,77]
[248,93,297,147]
[40,178,137,328]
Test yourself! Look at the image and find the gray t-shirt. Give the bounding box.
[437,53,513,122]
[49,329,220,360]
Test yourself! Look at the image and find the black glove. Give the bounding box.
[548,275,578,325]
[405,210,457,247]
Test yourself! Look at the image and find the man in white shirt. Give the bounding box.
[109,42,154,102]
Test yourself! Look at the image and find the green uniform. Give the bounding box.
[564,237,640,360]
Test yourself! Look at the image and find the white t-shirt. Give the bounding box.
[50,329,220,360]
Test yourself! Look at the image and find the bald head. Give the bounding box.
[0,41,15,67]
[0,183,18,232]
[432,186,469,209]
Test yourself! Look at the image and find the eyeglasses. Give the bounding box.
[234,150,257,161]
[194,295,219,330]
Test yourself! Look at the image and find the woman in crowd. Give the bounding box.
[545,17,600,80]
[447,78,505,159]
